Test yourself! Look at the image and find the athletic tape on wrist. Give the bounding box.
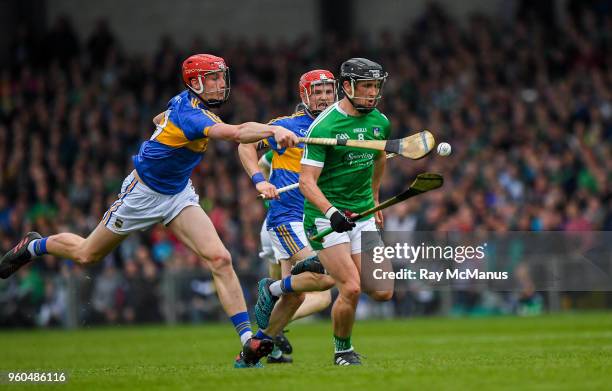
[251,172,265,186]
[325,206,339,220]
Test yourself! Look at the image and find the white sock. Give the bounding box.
[240,331,253,345]
[27,240,39,257]
[269,281,283,296]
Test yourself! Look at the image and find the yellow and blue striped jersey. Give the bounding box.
[265,110,313,227]
[133,90,222,195]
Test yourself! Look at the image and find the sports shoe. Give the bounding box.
[266,344,293,363]
[267,354,293,364]
[234,337,274,368]
[234,351,264,368]
[334,350,363,366]
[0,232,42,279]
[291,255,325,275]
[254,278,279,329]
[274,330,293,355]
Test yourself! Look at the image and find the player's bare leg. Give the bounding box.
[47,223,127,264]
[292,290,332,321]
[269,262,282,280]
[318,243,360,339]
[260,248,333,362]
[262,259,305,340]
[256,247,333,363]
[351,252,393,302]
[169,205,248,317]
[169,205,272,366]
[269,258,332,312]
[290,254,333,319]
[258,248,334,329]
[317,242,392,366]
[0,222,126,278]
[256,247,334,331]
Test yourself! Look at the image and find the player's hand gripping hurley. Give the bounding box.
[298,130,435,160]
[309,173,444,242]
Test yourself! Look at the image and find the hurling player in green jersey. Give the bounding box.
[300,58,394,366]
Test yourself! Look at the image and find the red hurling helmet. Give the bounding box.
[299,69,336,116]
[181,54,230,107]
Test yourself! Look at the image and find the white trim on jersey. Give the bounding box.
[335,102,348,117]
[300,158,324,168]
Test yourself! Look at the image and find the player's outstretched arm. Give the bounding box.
[208,123,298,147]
[153,111,296,147]
[238,143,279,199]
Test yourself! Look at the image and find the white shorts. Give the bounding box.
[267,221,308,262]
[314,217,381,254]
[259,220,277,265]
[102,172,200,234]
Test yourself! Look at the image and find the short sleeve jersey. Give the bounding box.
[301,102,391,219]
[133,90,222,195]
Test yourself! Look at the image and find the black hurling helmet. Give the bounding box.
[339,58,388,113]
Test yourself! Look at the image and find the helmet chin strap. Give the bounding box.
[191,75,205,94]
[351,101,375,113]
[304,106,319,117]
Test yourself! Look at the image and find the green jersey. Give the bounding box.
[301,102,391,220]
[263,150,274,167]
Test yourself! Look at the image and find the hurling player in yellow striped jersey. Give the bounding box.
[239,70,338,363]
[0,54,299,368]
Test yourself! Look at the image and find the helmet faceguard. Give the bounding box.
[299,69,336,117]
[339,58,388,114]
[182,54,231,108]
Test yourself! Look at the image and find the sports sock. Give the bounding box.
[269,281,283,296]
[334,335,353,353]
[255,329,273,340]
[280,276,294,293]
[269,276,294,296]
[230,312,253,345]
[27,237,48,257]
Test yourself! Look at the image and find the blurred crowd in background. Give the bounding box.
[0,2,610,327]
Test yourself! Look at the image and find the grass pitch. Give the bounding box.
[1,312,611,390]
